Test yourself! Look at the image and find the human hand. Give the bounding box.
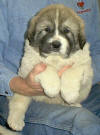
[58,64,73,77]
[25,62,47,92]
[10,63,47,96]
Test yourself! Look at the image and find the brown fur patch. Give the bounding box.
[26,4,85,42]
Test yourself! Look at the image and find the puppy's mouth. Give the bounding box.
[40,48,69,58]
[39,39,70,58]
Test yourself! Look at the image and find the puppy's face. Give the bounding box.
[26,4,86,58]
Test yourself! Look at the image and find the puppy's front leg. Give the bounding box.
[61,67,83,106]
[35,66,60,97]
[8,94,31,131]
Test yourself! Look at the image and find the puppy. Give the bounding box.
[7,4,93,131]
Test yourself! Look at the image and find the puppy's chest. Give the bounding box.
[43,55,70,70]
[19,43,88,77]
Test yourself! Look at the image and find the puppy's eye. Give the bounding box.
[63,27,70,33]
[44,27,51,33]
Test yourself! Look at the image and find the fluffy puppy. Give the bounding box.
[7,4,93,131]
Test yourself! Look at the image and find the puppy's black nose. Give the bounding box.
[52,41,61,49]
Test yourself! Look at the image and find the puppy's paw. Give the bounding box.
[35,66,60,97]
[40,75,60,97]
[7,115,25,131]
[61,71,81,104]
[61,88,79,104]
[43,81,60,97]
[61,79,80,103]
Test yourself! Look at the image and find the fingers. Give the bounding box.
[58,64,73,77]
[31,62,47,75]
[30,62,47,85]
[31,88,45,96]
[25,63,46,91]
[24,86,44,96]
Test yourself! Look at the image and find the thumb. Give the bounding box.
[31,62,47,76]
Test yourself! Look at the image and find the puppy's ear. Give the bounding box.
[78,31,86,49]
[24,18,36,45]
[24,11,41,45]
[78,20,86,49]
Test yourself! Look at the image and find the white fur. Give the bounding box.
[0,125,21,135]
[7,39,93,131]
[48,9,69,56]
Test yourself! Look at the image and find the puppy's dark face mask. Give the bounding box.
[26,5,86,58]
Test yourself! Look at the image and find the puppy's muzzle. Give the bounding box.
[51,40,61,51]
